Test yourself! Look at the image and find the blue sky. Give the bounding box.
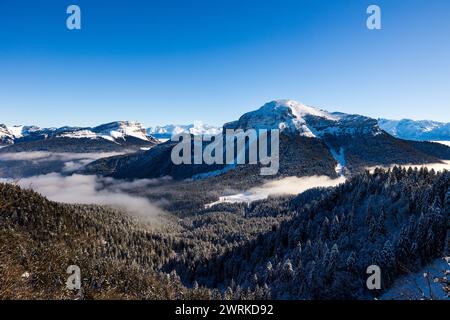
[0,0,449,127]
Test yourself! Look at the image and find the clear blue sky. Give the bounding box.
[0,0,449,127]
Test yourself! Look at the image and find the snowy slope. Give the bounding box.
[382,257,450,300]
[6,125,45,139]
[433,141,450,147]
[0,124,14,145]
[1,121,156,145]
[7,125,25,138]
[379,119,450,141]
[91,121,152,142]
[224,99,383,137]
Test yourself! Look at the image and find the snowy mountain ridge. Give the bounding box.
[3,100,449,145]
[378,118,450,141]
[0,121,156,146]
[82,99,450,181]
[223,99,383,138]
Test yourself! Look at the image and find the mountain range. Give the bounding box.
[1,100,449,180]
[146,111,450,143]
[148,122,222,139]
[378,119,450,141]
[83,100,450,181]
[3,105,449,149]
[0,121,157,152]
[0,121,223,149]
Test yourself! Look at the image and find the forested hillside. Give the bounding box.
[0,183,212,299]
[1,167,449,299]
[170,167,450,299]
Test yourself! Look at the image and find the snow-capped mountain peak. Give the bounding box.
[7,125,49,139]
[49,121,154,142]
[224,99,381,138]
[91,121,150,141]
[265,99,339,121]
[7,125,26,139]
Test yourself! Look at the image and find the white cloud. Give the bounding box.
[206,175,346,207]
[0,151,125,174]
[0,173,167,222]
[0,151,123,162]
[62,159,94,172]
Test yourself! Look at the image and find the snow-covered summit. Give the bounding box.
[91,121,151,142]
[224,99,382,138]
[53,121,156,143]
[268,99,339,121]
[6,125,44,139]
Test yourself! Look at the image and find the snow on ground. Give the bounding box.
[108,127,148,141]
[205,175,346,208]
[284,99,339,121]
[58,129,98,139]
[7,125,25,138]
[432,140,450,147]
[99,135,115,142]
[119,125,149,141]
[366,160,450,173]
[381,257,450,300]
[326,145,346,176]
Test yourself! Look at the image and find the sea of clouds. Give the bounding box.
[2,150,449,216]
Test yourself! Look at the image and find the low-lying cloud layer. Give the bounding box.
[206,175,346,207]
[0,151,123,173]
[0,173,166,221]
[0,151,123,162]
